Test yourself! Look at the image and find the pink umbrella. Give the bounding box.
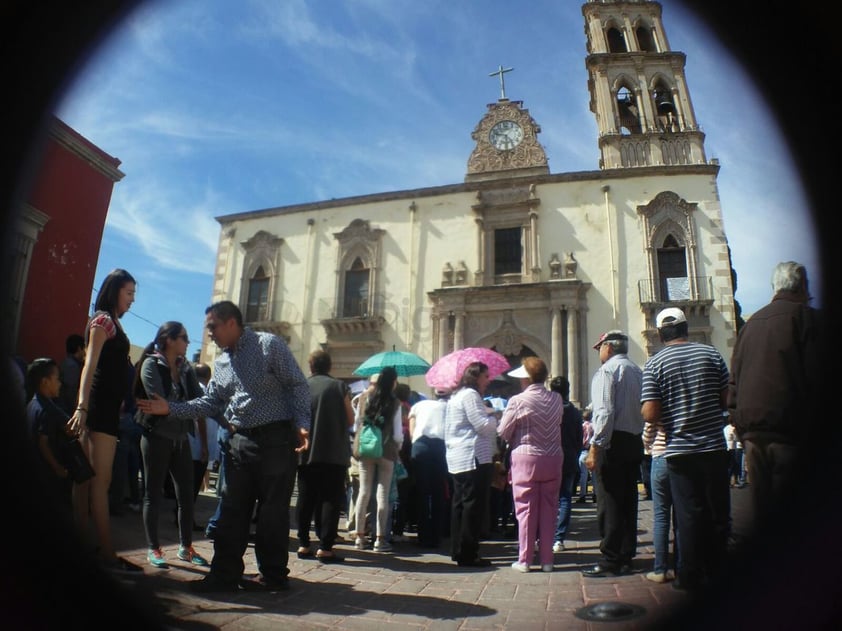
[425,347,512,390]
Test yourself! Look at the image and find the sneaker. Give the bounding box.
[511,561,530,573]
[147,548,167,568]
[552,541,565,553]
[177,545,209,566]
[373,539,392,552]
[354,536,366,550]
[542,564,554,573]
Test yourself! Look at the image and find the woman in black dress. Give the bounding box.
[67,268,142,572]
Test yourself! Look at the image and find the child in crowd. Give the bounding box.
[26,358,75,512]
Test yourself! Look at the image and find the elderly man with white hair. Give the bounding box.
[582,330,644,578]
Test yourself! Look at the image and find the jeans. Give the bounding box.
[668,450,730,588]
[577,451,590,498]
[140,433,194,549]
[554,469,576,544]
[211,422,297,585]
[205,426,230,537]
[650,455,676,574]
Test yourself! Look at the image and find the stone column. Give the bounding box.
[550,307,561,378]
[454,311,464,350]
[567,306,579,404]
[439,314,450,359]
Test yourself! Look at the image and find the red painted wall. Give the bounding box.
[16,118,122,363]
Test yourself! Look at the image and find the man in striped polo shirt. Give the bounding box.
[641,308,730,592]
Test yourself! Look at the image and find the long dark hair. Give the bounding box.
[87,268,136,345]
[132,321,184,400]
[364,365,397,421]
[93,268,135,317]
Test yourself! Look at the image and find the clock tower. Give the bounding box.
[465,67,549,183]
[582,0,708,169]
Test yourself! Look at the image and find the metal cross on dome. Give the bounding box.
[489,65,514,100]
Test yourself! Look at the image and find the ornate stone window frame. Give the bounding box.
[472,185,542,286]
[239,230,283,324]
[333,219,385,319]
[638,191,700,301]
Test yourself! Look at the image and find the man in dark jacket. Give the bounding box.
[295,350,355,563]
[728,261,820,530]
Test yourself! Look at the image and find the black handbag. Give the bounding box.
[61,438,95,483]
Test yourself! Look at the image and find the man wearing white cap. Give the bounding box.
[582,330,644,577]
[641,307,730,592]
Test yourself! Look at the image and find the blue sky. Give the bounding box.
[55,0,819,355]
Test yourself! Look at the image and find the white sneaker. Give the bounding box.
[354,537,366,550]
[511,561,530,573]
[552,541,565,553]
[645,571,667,583]
[373,539,392,552]
[542,564,554,573]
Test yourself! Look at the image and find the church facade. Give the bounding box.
[200,0,737,405]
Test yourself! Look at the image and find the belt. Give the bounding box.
[231,420,291,437]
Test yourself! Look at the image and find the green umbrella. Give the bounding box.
[353,349,431,377]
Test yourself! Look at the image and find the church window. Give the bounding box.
[343,257,370,317]
[245,266,270,322]
[238,230,282,324]
[333,219,384,320]
[617,86,642,135]
[653,80,678,131]
[606,26,627,53]
[657,234,689,301]
[494,227,522,276]
[636,25,657,52]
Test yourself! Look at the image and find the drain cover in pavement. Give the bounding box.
[575,601,646,622]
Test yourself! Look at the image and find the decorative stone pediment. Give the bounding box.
[466,99,549,182]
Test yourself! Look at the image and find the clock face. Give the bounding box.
[489,120,524,150]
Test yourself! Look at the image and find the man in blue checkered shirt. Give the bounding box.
[138,300,310,593]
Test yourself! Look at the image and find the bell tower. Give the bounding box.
[582,0,708,169]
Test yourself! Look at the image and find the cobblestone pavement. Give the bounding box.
[98,483,752,630]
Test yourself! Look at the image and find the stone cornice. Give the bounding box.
[216,163,719,224]
[49,118,125,182]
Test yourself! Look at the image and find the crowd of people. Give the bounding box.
[18,260,817,597]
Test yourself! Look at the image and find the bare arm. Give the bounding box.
[641,400,662,425]
[68,325,107,435]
